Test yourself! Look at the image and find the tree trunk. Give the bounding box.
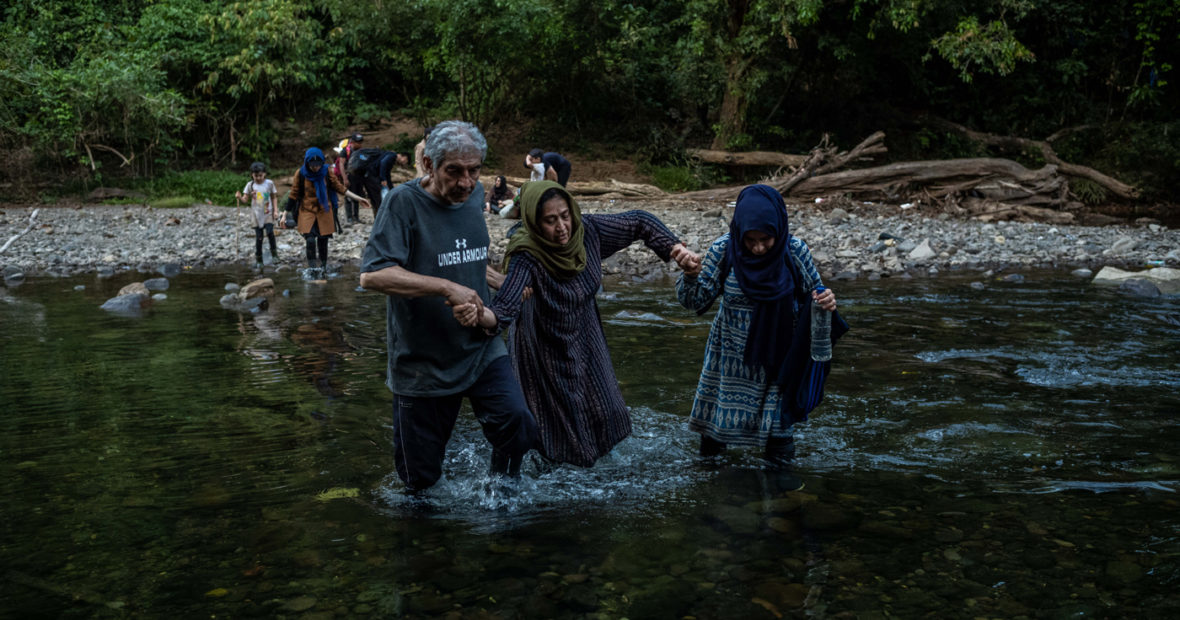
[711,58,751,150]
[710,0,753,150]
[687,148,807,167]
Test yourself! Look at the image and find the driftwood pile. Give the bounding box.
[350,124,1140,226]
[528,125,1137,225]
[674,128,1139,223]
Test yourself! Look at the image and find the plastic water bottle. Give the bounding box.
[810,286,832,362]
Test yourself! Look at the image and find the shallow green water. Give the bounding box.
[1,267,1178,618]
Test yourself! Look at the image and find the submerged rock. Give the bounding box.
[1118,279,1161,297]
[1093,265,1180,294]
[100,293,149,317]
[143,277,170,291]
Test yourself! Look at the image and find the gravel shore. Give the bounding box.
[1,200,1178,284]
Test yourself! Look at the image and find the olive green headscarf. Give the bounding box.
[502,181,587,279]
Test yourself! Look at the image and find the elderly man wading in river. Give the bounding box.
[360,120,538,494]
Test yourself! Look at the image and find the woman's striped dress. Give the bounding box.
[676,233,823,447]
[490,211,679,467]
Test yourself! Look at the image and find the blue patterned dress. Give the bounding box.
[676,233,823,446]
[491,211,679,466]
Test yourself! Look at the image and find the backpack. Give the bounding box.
[346,148,385,175]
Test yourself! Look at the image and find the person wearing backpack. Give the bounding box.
[286,147,371,272]
[334,133,365,225]
[676,184,842,471]
[346,146,389,216]
[374,151,412,205]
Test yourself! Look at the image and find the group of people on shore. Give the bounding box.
[356,120,840,495]
[238,130,576,276]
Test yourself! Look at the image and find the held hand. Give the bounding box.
[670,244,702,277]
[445,283,484,314]
[812,288,837,312]
[451,302,481,327]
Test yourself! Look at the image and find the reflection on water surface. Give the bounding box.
[1,267,1177,618]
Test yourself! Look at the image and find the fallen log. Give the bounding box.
[927,118,1139,200]
[674,131,888,202]
[961,198,1076,224]
[0,208,39,255]
[503,177,666,199]
[686,149,807,168]
[788,158,1067,207]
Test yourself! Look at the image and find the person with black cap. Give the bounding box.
[341,133,367,225]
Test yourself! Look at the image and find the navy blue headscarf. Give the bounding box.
[300,147,336,211]
[727,184,804,378]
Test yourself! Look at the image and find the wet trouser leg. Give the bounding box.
[363,176,383,215]
[699,435,726,457]
[390,356,537,492]
[764,435,796,469]
[254,227,264,262]
[304,235,317,266]
[467,355,537,477]
[264,223,277,258]
[391,393,462,493]
[347,173,365,221]
[316,236,329,267]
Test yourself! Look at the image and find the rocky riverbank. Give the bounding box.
[1,200,1178,286]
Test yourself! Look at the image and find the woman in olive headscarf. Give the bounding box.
[453,181,700,467]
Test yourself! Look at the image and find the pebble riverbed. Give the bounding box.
[1,200,1178,283]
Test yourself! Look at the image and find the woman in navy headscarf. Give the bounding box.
[676,184,837,467]
[286,147,371,270]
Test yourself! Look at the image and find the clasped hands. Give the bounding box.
[446,284,492,328]
[670,243,702,277]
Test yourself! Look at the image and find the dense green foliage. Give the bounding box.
[1,0,1176,200]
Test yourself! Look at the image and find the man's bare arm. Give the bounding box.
[486,264,505,290]
[360,265,483,310]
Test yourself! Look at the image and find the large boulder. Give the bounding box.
[219,278,275,313]
[1092,266,1180,295]
[240,278,275,300]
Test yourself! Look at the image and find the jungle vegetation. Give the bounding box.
[0,0,1176,202]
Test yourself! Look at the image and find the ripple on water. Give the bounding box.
[1016,356,1180,388]
[374,406,710,530]
[1000,479,1179,494]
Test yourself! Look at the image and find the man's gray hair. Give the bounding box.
[423,120,487,167]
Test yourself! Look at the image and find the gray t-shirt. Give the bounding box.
[361,179,505,397]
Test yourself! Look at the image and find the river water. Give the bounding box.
[1,267,1177,618]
